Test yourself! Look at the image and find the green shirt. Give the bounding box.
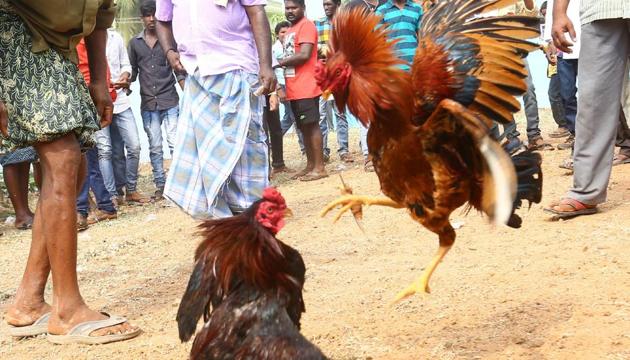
[7,0,116,63]
[580,0,630,25]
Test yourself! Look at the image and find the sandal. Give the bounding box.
[544,198,597,219]
[364,158,375,172]
[7,312,50,337]
[299,172,329,182]
[47,313,141,345]
[612,153,630,166]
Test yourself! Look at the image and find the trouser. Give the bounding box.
[548,73,567,128]
[141,106,178,190]
[557,57,579,134]
[523,59,541,140]
[568,19,630,204]
[617,71,630,156]
[319,98,350,157]
[263,96,286,169]
[77,148,116,216]
[94,127,116,198]
[110,108,142,195]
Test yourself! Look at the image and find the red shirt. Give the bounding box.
[76,39,117,102]
[284,17,322,101]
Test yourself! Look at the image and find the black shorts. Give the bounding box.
[290,97,320,127]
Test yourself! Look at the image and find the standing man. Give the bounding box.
[2,0,139,343]
[104,28,147,204]
[315,0,354,163]
[156,0,276,218]
[546,0,629,218]
[129,0,185,200]
[280,0,328,181]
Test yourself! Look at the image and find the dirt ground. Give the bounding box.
[0,110,629,359]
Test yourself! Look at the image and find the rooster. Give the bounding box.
[176,188,326,359]
[318,0,543,301]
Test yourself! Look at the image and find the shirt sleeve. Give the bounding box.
[156,0,174,21]
[128,41,139,82]
[240,0,267,6]
[298,21,317,45]
[543,0,553,41]
[95,0,117,30]
[116,33,133,76]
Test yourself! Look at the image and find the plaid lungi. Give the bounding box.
[164,70,269,219]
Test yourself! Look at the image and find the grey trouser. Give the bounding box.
[568,19,630,204]
[523,59,541,140]
[617,67,630,157]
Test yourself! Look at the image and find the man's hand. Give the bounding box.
[166,49,186,75]
[114,72,131,90]
[552,9,576,53]
[0,100,8,137]
[277,87,287,102]
[89,81,113,128]
[545,42,557,64]
[258,65,277,96]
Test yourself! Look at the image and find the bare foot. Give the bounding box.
[291,167,313,180]
[5,300,51,326]
[299,170,329,182]
[14,213,34,230]
[48,304,138,337]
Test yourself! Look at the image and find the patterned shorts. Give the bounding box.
[0,7,99,152]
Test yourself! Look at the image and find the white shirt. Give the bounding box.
[106,30,133,114]
[544,0,581,60]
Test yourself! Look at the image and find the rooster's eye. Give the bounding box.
[267,207,274,214]
[335,69,342,76]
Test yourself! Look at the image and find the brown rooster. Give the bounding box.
[318,0,543,301]
[177,188,326,359]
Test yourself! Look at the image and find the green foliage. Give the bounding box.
[115,0,143,43]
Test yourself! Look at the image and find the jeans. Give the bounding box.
[94,127,116,198]
[548,73,567,128]
[162,106,179,155]
[360,122,369,158]
[141,107,177,189]
[77,148,116,216]
[320,98,350,157]
[280,100,296,135]
[110,108,142,194]
[557,57,578,134]
[523,59,541,140]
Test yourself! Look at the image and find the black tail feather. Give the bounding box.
[507,150,542,228]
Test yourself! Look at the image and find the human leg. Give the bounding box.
[566,19,629,205]
[523,59,542,141]
[86,147,116,214]
[94,126,116,198]
[548,73,568,130]
[318,97,331,160]
[296,97,327,181]
[264,97,287,169]
[161,106,179,156]
[141,110,166,191]
[3,161,34,229]
[113,108,142,194]
[334,104,352,161]
[109,121,127,197]
[557,57,579,134]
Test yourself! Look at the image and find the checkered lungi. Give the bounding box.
[164,69,269,219]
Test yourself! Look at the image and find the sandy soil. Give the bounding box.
[0,110,629,359]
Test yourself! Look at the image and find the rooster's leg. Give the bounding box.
[320,195,404,222]
[392,225,455,302]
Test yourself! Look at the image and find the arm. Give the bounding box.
[551,0,576,53]
[523,0,535,11]
[85,28,113,128]
[0,101,7,137]
[127,41,139,83]
[279,43,314,67]
[244,5,276,94]
[156,20,186,75]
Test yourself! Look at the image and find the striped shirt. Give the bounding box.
[375,0,423,71]
[580,0,630,25]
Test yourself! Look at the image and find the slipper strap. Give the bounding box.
[64,315,127,336]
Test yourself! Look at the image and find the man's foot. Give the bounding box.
[152,188,165,201]
[544,198,597,219]
[559,158,573,170]
[5,301,51,328]
[299,170,329,182]
[323,153,331,163]
[549,127,570,138]
[47,304,140,342]
[613,153,630,166]
[125,191,150,204]
[340,153,354,163]
[271,166,295,177]
[557,134,574,150]
[77,213,88,231]
[527,136,554,151]
[291,167,313,180]
[114,195,126,207]
[14,214,34,230]
[364,158,375,172]
[87,209,117,225]
[502,137,524,155]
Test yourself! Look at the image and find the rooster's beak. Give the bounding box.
[322,89,332,101]
[284,208,294,218]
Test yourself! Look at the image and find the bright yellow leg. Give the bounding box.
[392,245,452,303]
[319,195,404,222]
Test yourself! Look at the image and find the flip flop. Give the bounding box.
[299,172,329,182]
[47,313,141,345]
[15,221,33,230]
[8,312,50,337]
[544,198,597,219]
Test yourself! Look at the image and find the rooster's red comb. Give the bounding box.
[262,187,286,207]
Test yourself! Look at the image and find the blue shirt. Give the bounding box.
[375,0,423,71]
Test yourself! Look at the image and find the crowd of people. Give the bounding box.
[0,0,628,347]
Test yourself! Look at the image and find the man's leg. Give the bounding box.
[548,73,568,129]
[115,108,145,200]
[3,161,34,229]
[141,110,167,193]
[616,106,630,158]
[109,121,127,197]
[318,97,330,161]
[264,99,287,170]
[567,19,629,205]
[299,97,327,180]
[86,147,117,214]
[523,59,541,141]
[94,126,116,199]
[161,106,179,156]
[334,104,352,161]
[557,57,579,135]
